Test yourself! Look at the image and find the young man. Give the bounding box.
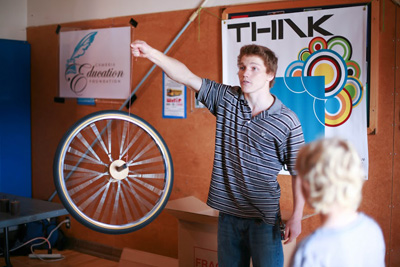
[131,40,305,267]
[292,138,385,267]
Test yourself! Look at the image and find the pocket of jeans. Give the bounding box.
[218,212,226,222]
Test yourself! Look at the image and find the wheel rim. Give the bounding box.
[54,111,173,233]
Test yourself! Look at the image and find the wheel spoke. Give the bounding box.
[129,155,163,166]
[119,187,134,222]
[66,147,106,166]
[120,128,143,160]
[90,123,112,162]
[76,133,102,162]
[72,180,106,204]
[124,179,154,212]
[107,120,113,161]
[93,182,111,221]
[77,181,109,211]
[67,172,107,197]
[66,171,105,188]
[111,182,122,225]
[129,176,163,195]
[129,140,156,164]
[119,120,129,159]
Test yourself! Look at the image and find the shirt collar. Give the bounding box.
[239,89,283,117]
[268,94,282,115]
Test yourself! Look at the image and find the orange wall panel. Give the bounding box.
[26,1,400,264]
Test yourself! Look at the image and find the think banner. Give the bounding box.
[222,5,369,178]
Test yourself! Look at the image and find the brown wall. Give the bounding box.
[27,0,400,265]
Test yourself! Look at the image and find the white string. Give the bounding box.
[126,27,136,163]
[0,219,69,262]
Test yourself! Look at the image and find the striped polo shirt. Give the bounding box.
[197,78,305,225]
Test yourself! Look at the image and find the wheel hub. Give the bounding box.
[109,159,129,180]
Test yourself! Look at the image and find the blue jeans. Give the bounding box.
[217,213,283,267]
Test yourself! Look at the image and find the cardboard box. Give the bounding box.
[119,247,178,267]
[166,196,306,267]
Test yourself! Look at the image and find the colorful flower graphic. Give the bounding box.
[284,36,364,127]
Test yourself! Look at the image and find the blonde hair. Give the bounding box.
[296,138,365,214]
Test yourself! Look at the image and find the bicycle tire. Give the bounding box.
[53,110,173,234]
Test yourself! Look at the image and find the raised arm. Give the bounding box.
[131,40,202,92]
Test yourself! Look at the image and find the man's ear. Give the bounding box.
[266,72,275,82]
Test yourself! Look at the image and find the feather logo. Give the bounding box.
[66,32,97,75]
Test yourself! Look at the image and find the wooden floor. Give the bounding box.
[0,249,119,267]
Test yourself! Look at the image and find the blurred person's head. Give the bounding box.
[296,138,365,214]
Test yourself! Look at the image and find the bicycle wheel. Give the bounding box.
[53,110,173,234]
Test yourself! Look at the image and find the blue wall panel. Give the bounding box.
[0,39,32,197]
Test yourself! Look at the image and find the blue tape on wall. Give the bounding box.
[77,98,96,105]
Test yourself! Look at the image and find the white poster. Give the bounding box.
[163,73,186,119]
[222,5,369,178]
[59,27,131,99]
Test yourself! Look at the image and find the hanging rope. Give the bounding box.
[197,7,224,41]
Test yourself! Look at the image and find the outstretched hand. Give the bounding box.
[129,39,202,91]
[131,40,152,58]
